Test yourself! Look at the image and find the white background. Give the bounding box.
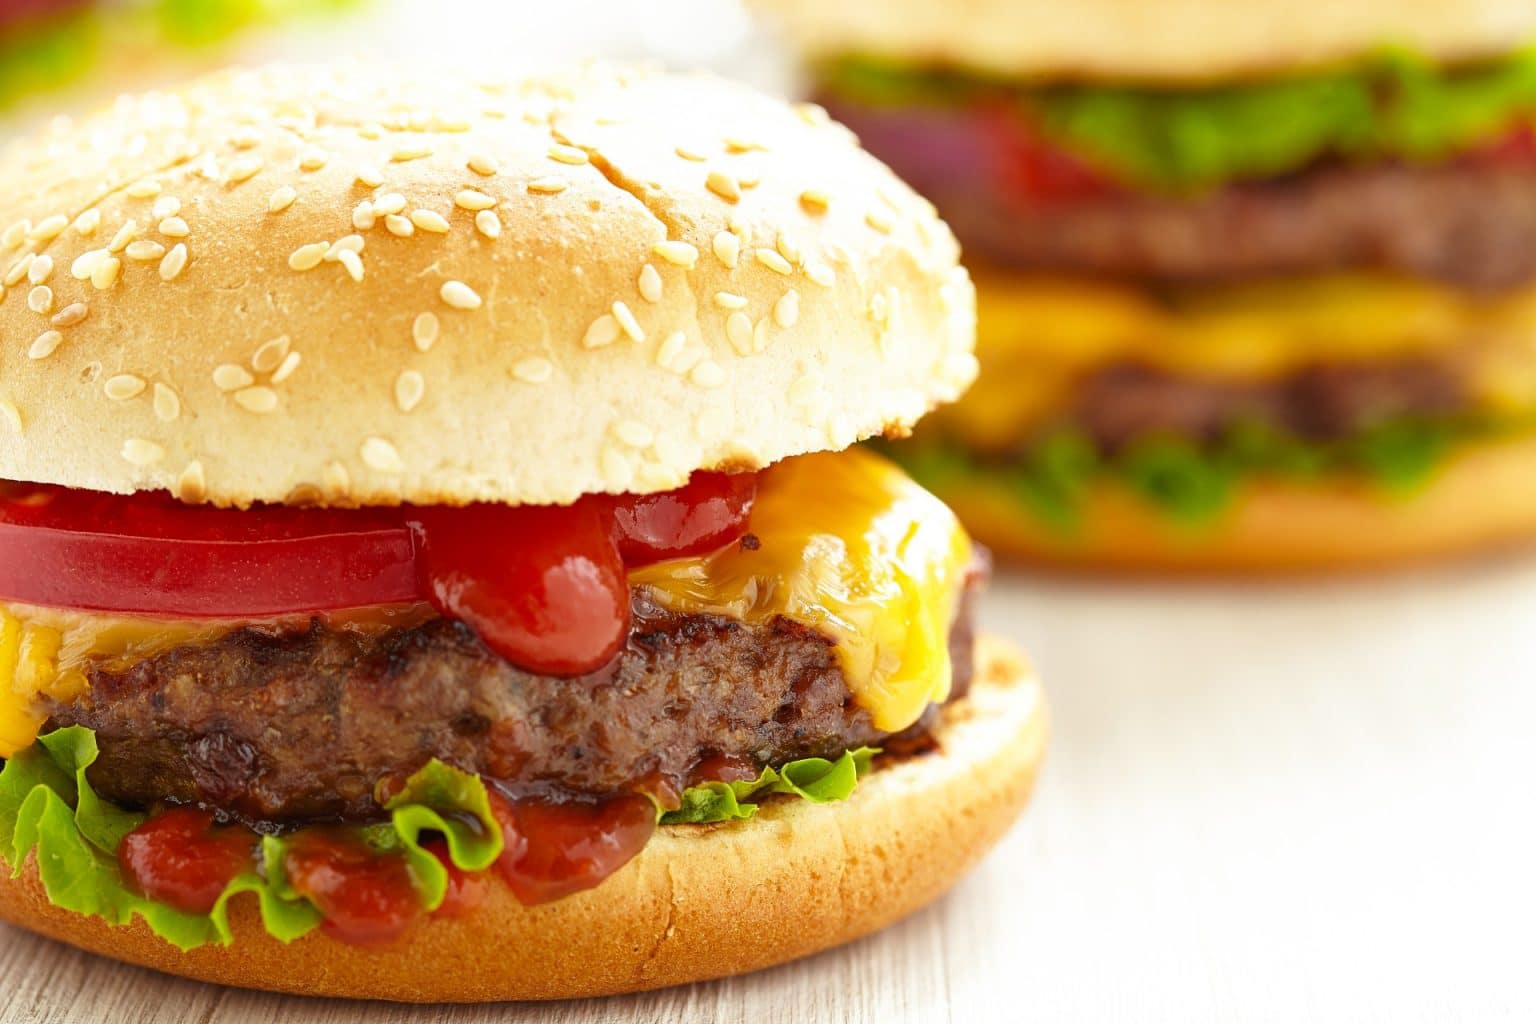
[3,2,1535,1020]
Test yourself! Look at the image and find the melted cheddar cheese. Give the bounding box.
[632,449,972,732]
[0,451,973,754]
[940,272,1536,450]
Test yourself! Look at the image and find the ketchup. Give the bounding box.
[422,837,487,920]
[118,808,256,915]
[489,791,657,906]
[0,471,755,676]
[280,830,424,948]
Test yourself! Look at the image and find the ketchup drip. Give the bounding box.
[0,470,755,676]
[281,829,424,948]
[488,791,657,906]
[118,807,256,915]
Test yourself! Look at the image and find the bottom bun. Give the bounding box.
[942,434,1536,573]
[0,634,1045,1003]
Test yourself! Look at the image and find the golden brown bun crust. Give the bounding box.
[0,635,1044,1002]
[942,436,1536,573]
[0,63,975,508]
[755,0,1536,81]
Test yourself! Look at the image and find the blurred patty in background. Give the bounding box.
[755,0,1536,571]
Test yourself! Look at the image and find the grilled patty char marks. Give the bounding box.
[44,580,981,826]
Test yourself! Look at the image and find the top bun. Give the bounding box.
[755,0,1536,82]
[0,63,975,508]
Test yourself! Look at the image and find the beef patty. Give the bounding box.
[44,579,981,826]
[824,96,1536,290]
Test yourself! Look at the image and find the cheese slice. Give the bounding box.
[942,271,1536,450]
[0,451,973,754]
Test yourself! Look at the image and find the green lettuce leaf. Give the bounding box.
[821,50,1536,191]
[660,748,877,825]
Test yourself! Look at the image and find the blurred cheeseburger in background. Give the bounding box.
[758,0,1536,570]
[0,63,1044,1000]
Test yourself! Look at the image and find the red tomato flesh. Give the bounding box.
[489,791,656,906]
[118,807,256,915]
[281,830,424,948]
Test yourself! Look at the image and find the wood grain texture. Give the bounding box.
[7,560,1536,1022]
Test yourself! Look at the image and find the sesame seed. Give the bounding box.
[737,171,762,190]
[0,399,20,432]
[252,335,291,373]
[394,370,425,412]
[325,235,365,260]
[356,165,385,188]
[583,314,620,349]
[711,231,740,269]
[705,171,741,203]
[638,264,663,304]
[338,249,364,281]
[548,144,589,165]
[153,383,180,422]
[653,240,699,268]
[361,437,405,473]
[612,419,653,448]
[352,201,377,230]
[27,286,53,314]
[230,128,260,149]
[104,374,146,401]
[2,220,29,248]
[176,461,206,502]
[152,196,180,220]
[51,302,87,327]
[713,292,748,310]
[774,290,800,328]
[232,386,277,414]
[795,102,831,126]
[527,176,568,194]
[611,301,644,342]
[121,439,165,467]
[657,331,687,370]
[108,220,140,252]
[512,356,553,383]
[410,209,450,233]
[27,255,53,285]
[159,243,188,281]
[268,186,298,213]
[675,144,709,162]
[752,317,771,353]
[288,243,328,272]
[467,153,499,176]
[72,209,101,236]
[372,193,407,216]
[299,148,328,171]
[690,361,725,388]
[5,254,34,287]
[390,144,431,163]
[755,249,793,275]
[211,363,254,394]
[865,210,893,234]
[776,233,801,265]
[158,217,189,238]
[126,179,161,199]
[799,189,830,213]
[412,312,440,352]
[271,351,302,383]
[125,240,165,262]
[225,156,264,184]
[725,312,752,355]
[475,210,501,238]
[805,261,835,288]
[385,214,414,237]
[29,215,67,241]
[440,280,481,310]
[599,447,633,490]
[451,190,495,213]
[28,330,62,359]
[71,249,107,280]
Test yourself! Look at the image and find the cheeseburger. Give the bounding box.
[0,64,1045,1000]
[759,0,1536,570]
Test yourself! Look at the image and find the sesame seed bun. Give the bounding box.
[0,63,976,508]
[0,633,1043,1002]
[937,435,1536,573]
[753,0,1536,81]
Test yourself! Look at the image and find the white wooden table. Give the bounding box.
[4,2,1534,1018]
[5,560,1535,1022]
